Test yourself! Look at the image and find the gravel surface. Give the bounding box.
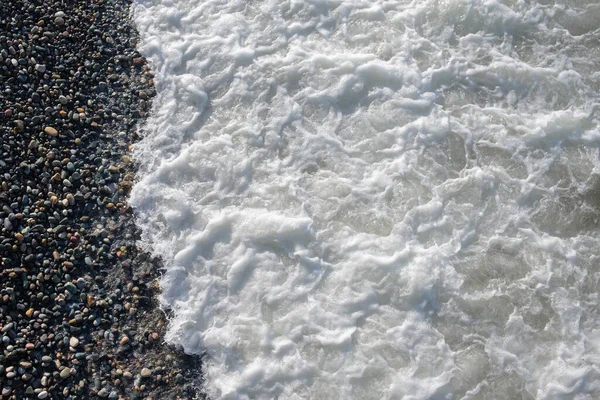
[0,0,204,398]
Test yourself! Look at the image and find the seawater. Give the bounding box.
[130,1,600,398]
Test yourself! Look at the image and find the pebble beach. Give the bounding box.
[5,0,600,398]
[0,0,203,398]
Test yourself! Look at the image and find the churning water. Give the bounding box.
[131,0,600,398]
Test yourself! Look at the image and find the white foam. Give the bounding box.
[131,0,600,398]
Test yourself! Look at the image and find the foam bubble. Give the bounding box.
[131,0,600,398]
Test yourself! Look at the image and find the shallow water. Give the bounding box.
[131,0,600,398]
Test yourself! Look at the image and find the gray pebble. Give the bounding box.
[2,322,14,333]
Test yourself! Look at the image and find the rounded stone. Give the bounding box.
[44,127,58,136]
[69,337,79,348]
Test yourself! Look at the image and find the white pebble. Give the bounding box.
[69,337,79,348]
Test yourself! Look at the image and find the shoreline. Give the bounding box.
[0,0,204,398]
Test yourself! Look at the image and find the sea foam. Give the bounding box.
[131,0,600,398]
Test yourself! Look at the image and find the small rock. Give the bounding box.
[64,282,78,293]
[140,368,152,378]
[60,368,71,379]
[76,278,86,289]
[14,119,24,132]
[44,127,58,136]
[38,391,49,399]
[69,337,79,348]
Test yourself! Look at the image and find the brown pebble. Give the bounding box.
[44,126,58,136]
[14,120,24,132]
